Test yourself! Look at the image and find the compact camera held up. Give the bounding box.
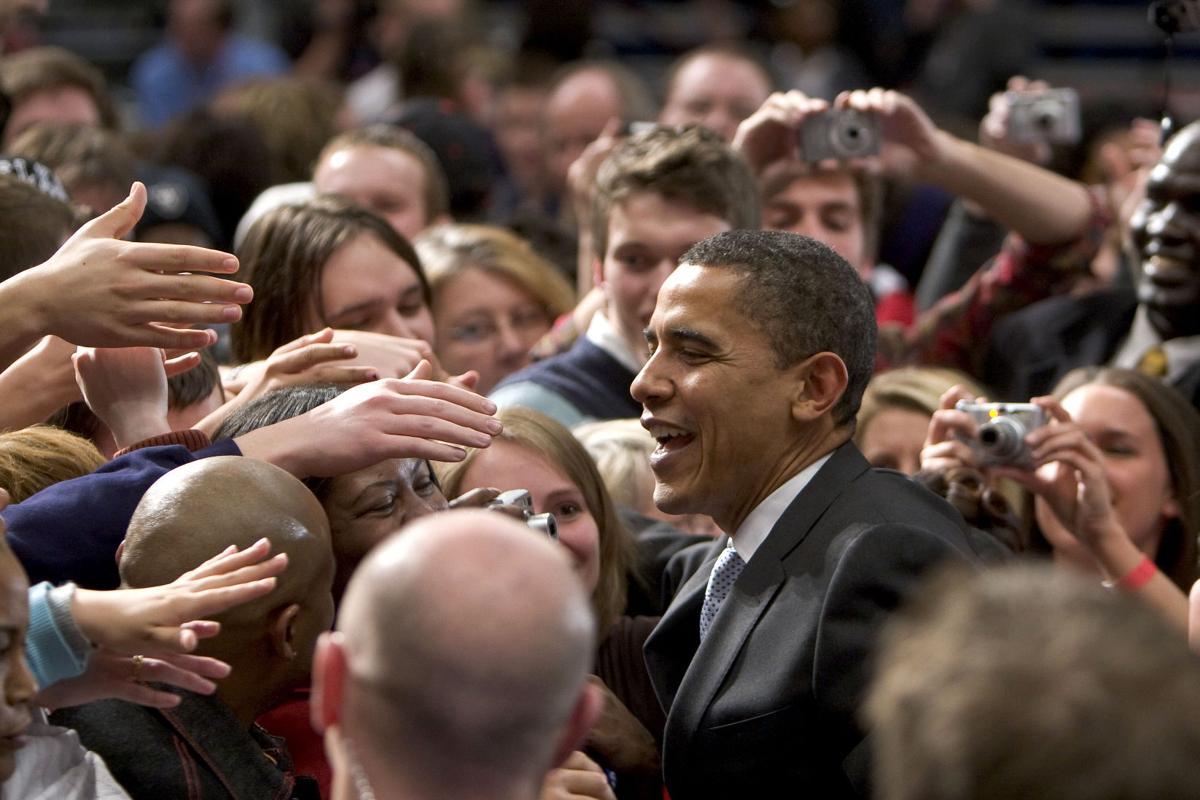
[799,109,882,161]
[1005,88,1082,145]
[486,489,558,539]
[955,401,1048,469]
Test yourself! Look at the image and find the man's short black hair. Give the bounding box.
[680,230,877,426]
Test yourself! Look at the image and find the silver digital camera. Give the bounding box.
[799,109,881,162]
[1006,88,1081,145]
[955,401,1048,469]
[486,489,558,539]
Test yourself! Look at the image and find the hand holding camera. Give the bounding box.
[988,396,1125,552]
[954,401,1047,469]
[832,89,947,176]
[922,387,1051,473]
[980,76,1081,166]
[921,388,1124,554]
[732,88,945,178]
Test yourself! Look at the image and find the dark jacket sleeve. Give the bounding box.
[2,439,242,589]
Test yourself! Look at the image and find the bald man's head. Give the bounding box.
[318,510,597,798]
[121,457,335,694]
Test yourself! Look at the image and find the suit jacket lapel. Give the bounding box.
[644,548,718,715]
[657,442,871,752]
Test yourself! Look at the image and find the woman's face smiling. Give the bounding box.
[1035,383,1179,567]
[455,440,602,592]
[319,233,437,346]
[322,458,448,598]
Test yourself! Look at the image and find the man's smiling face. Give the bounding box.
[631,263,803,530]
[1130,123,1200,337]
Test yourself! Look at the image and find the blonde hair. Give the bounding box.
[572,418,657,514]
[416,224,575,319]
[855,367,987,447]
[438,408,634,632]
[0,425,106,502]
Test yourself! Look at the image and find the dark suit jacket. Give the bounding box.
[984,289,1200,408]
[983,288,1138,401]
[643,443,983,799]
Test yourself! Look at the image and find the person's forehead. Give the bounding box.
[671,54,768,98]
[1062,383,1154,432]
[333,457,424,494]
[324,234,416,289]
[654,262,741,320]
[7,85,99,135]
[608,191,732,244]
[770,170,861,209]
[318,145,427,188]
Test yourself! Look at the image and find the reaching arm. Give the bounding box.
[0,182,252,371]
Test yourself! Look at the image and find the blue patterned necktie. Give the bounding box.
[699,544,746,641]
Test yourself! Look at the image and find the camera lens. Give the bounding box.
[831,112,876,158]
[978,417,1028,463]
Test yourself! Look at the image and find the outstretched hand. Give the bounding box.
[35,649,232,711]
[234,360,501,478]
[732,90,829,175]
[835,88,946,176]
[3,182,252,355]
[36,539,286,709]
[70,537,287,656]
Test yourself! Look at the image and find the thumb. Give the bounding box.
[448,370,479,391]
[77,181,148,242]
[403,359,435,381]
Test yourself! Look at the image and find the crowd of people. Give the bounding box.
[1,0,1199,798]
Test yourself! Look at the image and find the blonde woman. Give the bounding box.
[417,224,574,395]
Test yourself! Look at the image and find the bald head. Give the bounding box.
[545,66,628,194]
[122,457,334,626]
[331,510,596,797]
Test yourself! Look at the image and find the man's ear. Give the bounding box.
[592,256,605,292]
[790,351,849,423]
[114,539,125,568]
[270,603,302,660]
[549,678,604,769]
[311,631,346,734]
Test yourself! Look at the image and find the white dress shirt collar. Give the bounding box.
[1112,305,1200,382]
[732,453,833,563]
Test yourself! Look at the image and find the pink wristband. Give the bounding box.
[1114,555,1157,592]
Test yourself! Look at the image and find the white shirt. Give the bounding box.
[732,453,833,563]
[1112,305,1200,383]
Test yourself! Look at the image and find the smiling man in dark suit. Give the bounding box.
[634,230,986,799]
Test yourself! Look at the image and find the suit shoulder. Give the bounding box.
[844,468,965,528]
[994,288,1137,338]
